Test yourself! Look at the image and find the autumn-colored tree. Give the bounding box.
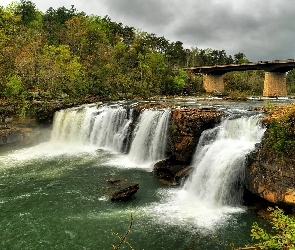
[0,1,251,106]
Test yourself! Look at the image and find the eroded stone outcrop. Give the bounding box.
[169,107,223,164]
[0,117,50,146]
[132,103,224,166]
[245,105,295,208]
[153,106,223,185]
[153,159,193,185]
[246,146,295,207]
[110,183,139,201]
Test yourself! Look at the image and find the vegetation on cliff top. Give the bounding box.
[0,0,233,104]
[262,103,295,156]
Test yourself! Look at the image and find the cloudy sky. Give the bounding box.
[2,0,295,62]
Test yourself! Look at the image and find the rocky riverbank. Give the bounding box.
[0,97,102,146]
[0,117,49,146]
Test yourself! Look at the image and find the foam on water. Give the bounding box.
[144,115,265,230]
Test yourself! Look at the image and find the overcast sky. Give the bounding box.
[2,0,295,62]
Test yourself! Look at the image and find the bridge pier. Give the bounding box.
[190,59,294,97]
[263,72,287,97]
[203,74,224,93]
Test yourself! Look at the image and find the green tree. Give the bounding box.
[166,41,186,67]
[36,45,85,99]
[287,69,295,94]
[5,75,24,99]
[43,5,85,45]
[224,70,264,95]
[7,0,42,28]
[4,75,28,117]
[234,52,249,64]
[0,6,23,94]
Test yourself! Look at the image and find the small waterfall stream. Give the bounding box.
[128,109,171,164]
[50,105,133,152]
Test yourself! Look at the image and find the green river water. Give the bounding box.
[0,101,272,250]
[0,141,267,250]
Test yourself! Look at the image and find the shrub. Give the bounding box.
[248,207,295,249]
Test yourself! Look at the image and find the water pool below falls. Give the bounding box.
[0,103,268,249]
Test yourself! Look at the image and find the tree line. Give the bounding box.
[1,0,295,106]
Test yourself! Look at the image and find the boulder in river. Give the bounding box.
[110,183,139,201]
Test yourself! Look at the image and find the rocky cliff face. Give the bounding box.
[169,107,223,164]
[132,103,224,165]
[154,106,224,185]
[0,117,51,146]
[245,105,295,208]
[245,148,295,206]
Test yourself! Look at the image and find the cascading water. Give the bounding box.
[50,104,133,152]
[0,102,270,249]
[88,106,132,152]
[185,115,266,206]
[128,108,171,165]
[148,115,266,229]
[49,104,170,166]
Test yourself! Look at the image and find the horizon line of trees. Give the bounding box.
[1,0,295,106]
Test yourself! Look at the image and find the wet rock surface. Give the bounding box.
[0,117,51,146]
[110,183,139,201]
[245,105,295,209]
[153,159,193,186]
[153,106,223,186]
[169,107,223,164]
[245,145,295,207]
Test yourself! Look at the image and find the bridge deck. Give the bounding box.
[186,59,295,75]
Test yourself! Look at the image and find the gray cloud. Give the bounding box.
[103,0,173,25]
[1,0,295,61]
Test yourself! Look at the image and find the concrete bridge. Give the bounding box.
[186,60,295,96]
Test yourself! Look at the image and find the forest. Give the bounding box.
[1,0,295,109]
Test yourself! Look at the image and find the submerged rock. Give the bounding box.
[106,178,125,185]
[110,183,139,201]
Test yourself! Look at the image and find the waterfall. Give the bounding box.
[128,109,171,165]
[184,115,265,206]
[50,104,132,152]
[50,104,170,161]
[88,106,132,152]
[146,115,266,229]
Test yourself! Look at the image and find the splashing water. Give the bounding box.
[146,115,266,229]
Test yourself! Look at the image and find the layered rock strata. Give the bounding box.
[245,105,295,208]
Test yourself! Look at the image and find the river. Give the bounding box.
[0,99,279,249]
